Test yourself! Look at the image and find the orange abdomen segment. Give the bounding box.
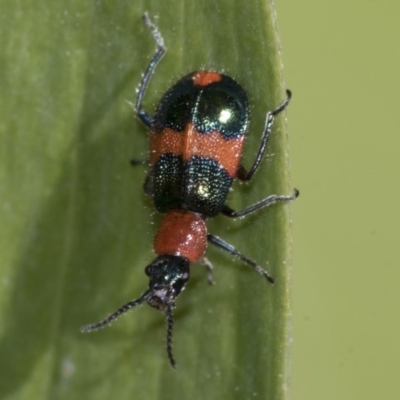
[154,210,208,262]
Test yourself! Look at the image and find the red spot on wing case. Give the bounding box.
[191,71,222,86]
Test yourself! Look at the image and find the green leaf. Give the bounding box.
[0,1,295,399]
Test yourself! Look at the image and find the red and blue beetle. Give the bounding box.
[82,13,299,368]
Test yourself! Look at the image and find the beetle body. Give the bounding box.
[81,13,298,369]
[150,71,248,216]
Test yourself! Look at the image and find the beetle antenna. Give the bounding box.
[81,290,151,332]
[165,306,176,369]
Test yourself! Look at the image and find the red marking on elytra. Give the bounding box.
[150,124,244,177]
[191,71,222,86]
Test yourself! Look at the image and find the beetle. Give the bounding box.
[81,12,299,368]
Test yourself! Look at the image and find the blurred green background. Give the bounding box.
[276,1,400,399]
